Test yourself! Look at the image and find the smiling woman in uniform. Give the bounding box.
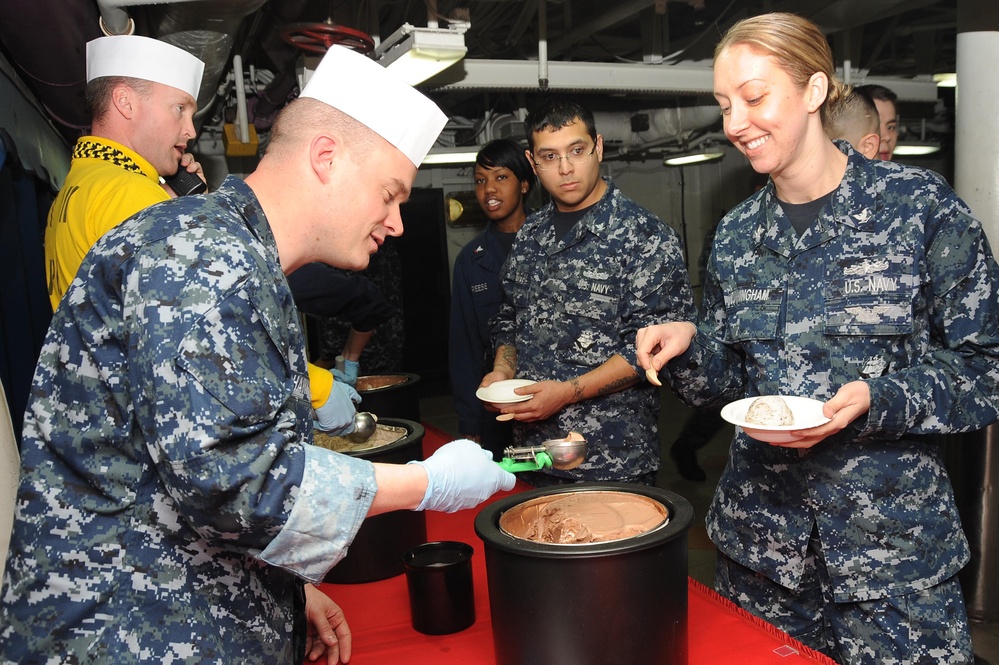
[637,11,999,665]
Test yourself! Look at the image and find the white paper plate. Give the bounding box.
[476,379,537,404]
[721,395,830,443]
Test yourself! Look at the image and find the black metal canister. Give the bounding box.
[323,418,427,584]
[355,373,422,423]
[474,483,693,665]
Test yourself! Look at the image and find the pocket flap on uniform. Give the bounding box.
[176,290,289,423]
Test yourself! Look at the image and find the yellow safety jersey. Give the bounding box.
[45,136,168,310]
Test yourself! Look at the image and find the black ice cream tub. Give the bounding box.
[355,373,421,423]
[474,483,693,665]
[323,417,427,584]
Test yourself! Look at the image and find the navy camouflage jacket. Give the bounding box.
[668,143,999,602]
[449,223,514,439]
[1,177,377,663]
[493,178,695,481]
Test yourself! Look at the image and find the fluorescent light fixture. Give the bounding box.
[663,149,725,167]
[895,118,942,156]
[374,22,468,85]
[893,142,941,156]
[422,146,481,165]
[933,72,957,88]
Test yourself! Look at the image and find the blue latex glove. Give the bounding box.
[408,440,517,513]
[332,359,359,387]
[314,380,362,434]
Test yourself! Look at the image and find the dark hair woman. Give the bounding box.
[448,139,535,457]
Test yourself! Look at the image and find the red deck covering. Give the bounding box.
[313,424,836,665]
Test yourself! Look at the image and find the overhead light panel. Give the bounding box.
[933,72,956,88]
[663,149,725,167]
[894,118,941,156]
[893,142,941,156]
[374,22,468,86]
[422,146,481,165]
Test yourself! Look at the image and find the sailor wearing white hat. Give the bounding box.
[0,39,511,665]
[299,44,447,168]
[83,34,205,181]
[86,34,204,100]
[250,44,448,271]
[44,34,208,310]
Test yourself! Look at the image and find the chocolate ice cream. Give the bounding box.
[500,491,668,544]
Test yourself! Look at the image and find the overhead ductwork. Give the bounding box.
[96,0,269,123]
[440,105,721,156]
[0,0,267,140]
[429,58,940,102]
[594,106,721,155]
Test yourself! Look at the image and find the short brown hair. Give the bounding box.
[825,88,879,143]
[85,76,152,121]
[266,97,379,162]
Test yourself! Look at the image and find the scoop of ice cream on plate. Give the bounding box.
[721,395,830,443]
[745,395,794,426]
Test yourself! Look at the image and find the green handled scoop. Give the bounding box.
[497,436,587,473]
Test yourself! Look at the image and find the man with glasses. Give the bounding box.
[482,98,695,486]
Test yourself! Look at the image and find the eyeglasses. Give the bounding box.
[532,144,597,170]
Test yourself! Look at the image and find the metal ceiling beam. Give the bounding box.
[549,0,658,56]
[431,58,714,95]
[504,0,540,46]
[428,58,941,101]
[798,0,913,30]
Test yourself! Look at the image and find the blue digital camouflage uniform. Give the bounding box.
[665,143,999,659]
[493,177,695,481]
[0,176,378,663]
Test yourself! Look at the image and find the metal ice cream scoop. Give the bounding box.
[497,436,587,472]
[346,411,378,443]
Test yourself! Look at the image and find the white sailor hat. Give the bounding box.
[86,35,205,100]
[300,45,447,168]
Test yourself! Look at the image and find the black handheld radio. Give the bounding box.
[163,164,207,196]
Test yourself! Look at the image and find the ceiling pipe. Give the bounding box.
[445,106,721,159]
[594,106,721,155]
[431,58,940,101]
[97,0,269,126]
[550,0,658,57]
[232,54,250,143]
[538,0,548,90]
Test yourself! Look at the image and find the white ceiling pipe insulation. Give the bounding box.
[439,105,720,154]
[594,106,721,154]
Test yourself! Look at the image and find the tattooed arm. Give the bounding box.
[491,354,639,423]
[479,343,519,389]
